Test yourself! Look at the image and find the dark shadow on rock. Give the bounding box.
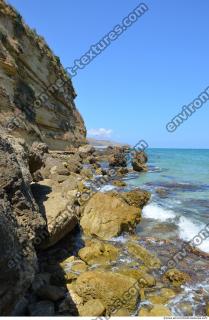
[31,183,52,221]
[25,225,85,316]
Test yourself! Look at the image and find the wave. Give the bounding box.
[142,203,176,221]
[178,216,209,253]
[142,203,209,253]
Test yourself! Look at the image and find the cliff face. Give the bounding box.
[0,0,86,150]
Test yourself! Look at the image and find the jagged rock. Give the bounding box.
[127,242,161,269]
[138,304,172,316]
[132,151,148,172]
[163,268,191,287]
[0,135,45,315]
[117,167,129,175]
[80,192,141,240]
[68,271,140,315]
[108,147,127,167]
[78,240,119,265]
[29,142,48,174]
[119,189,150,208]
[0,1,86,149]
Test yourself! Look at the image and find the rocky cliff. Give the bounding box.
[0,0,86,150]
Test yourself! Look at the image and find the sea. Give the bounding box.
[125,148,209,253]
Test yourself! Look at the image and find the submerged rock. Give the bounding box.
[163,268,191,287]
[147,288,176,304]
[116,267,156,288]
[80,192,141,240]
[127,242,161,269]
[138,304,172,316]
[112,180,127,187]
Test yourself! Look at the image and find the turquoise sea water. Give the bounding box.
[127,148,209,253]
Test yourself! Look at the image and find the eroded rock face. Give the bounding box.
[0,135,45,315]
[0,0,86,150]
[80,192,141,240]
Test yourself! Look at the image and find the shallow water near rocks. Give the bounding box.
[38,148,209,316]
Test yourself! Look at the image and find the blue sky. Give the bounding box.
[8,0,209,148]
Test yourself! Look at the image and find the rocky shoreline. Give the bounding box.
[1,135,209,317]
[0,1,209,316]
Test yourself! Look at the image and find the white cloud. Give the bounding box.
[88,128,113,139]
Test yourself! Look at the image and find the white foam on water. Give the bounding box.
[178,216,209,253]
[142,203,176,221]
[100,184,116,192]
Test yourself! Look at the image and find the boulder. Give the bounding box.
[68,271,140,315]
[80,192,141,240]
[127,242,161,269]
[32,179,79,249]
[138,304,172,316]
[163,268,191,287]
[108,147,127,167]
[112,180,127,187]
[79,145,95,158]
[131,151,148,172]
[78,240,119,265]
[67,154,82,173]
[117,167,129,175]
[60,256,88,282]
[78,299,106,317]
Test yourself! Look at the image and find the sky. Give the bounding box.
[8,0,209,148]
